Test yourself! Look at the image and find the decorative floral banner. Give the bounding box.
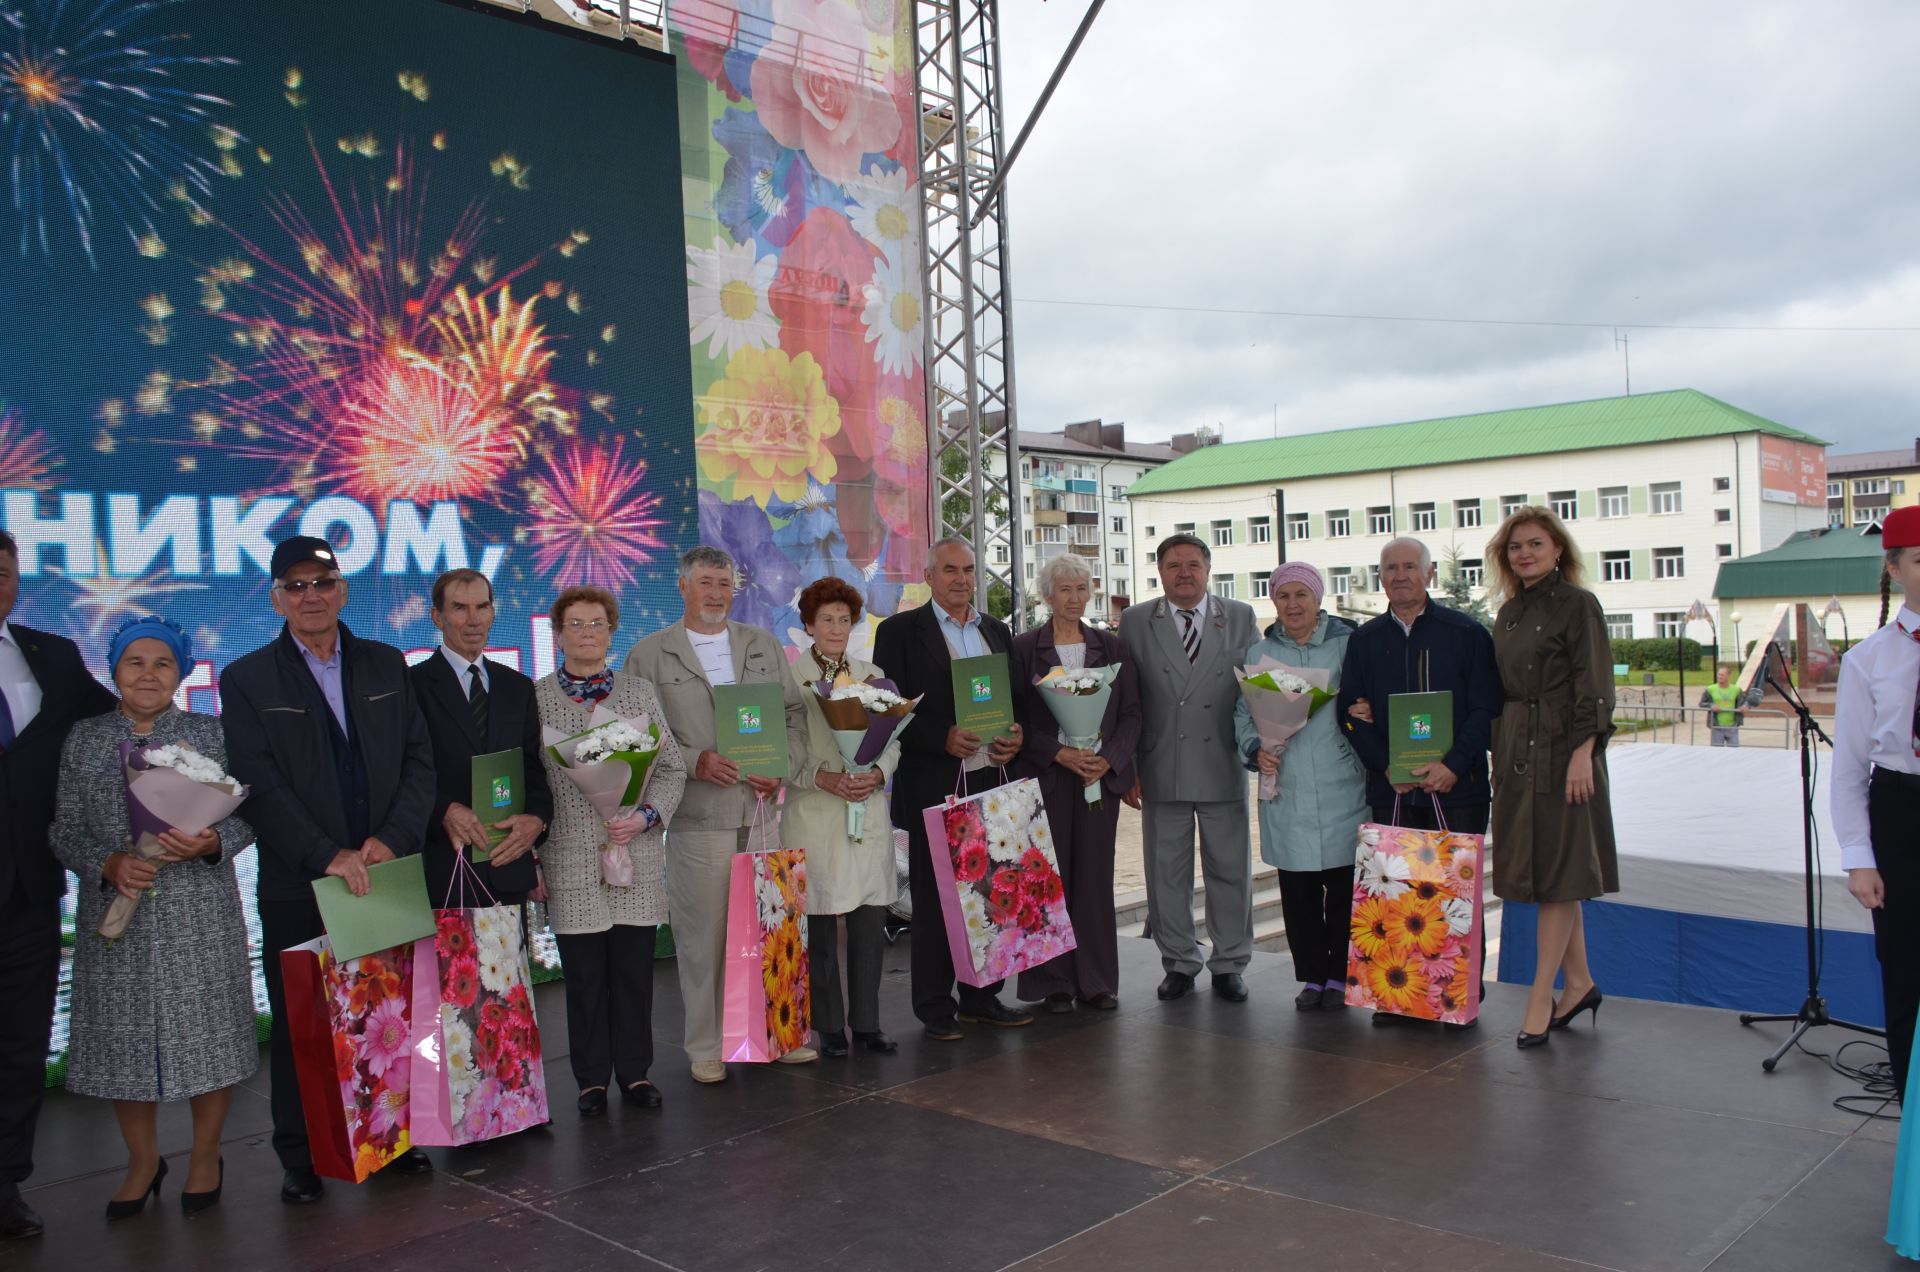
[670,0,931,659]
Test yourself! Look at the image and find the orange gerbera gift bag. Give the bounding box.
[1344,796,1485,1024]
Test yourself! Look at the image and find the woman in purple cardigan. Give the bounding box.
[1009,554,1142,1011]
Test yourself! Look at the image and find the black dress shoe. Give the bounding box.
[1082,993,1119,1011]
[280,1169,323,1204]
[1211,973,1249,1002]
[1294,986,1324,1011]
[577,1087,608,1117]
[181,1158,223,1215]
[106,1155,166,1220]
[1321,987,1349,1010]
[853,1030,898,1053]
[957,999,1033,1028]
[924,1017,964,1041]
[1516,1026,1550,1049]
[819,1030,850,1057]
[1156,972,1195,1000]
[1551,985,1603,1030]
[621,1081,663,1109]
[391,1147,433,1175]
[1443,1017,1481,1033]
[0,1196,43,1239]
[1045,993,1075,1015]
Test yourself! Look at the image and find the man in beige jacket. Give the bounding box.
[625,546,815,1081]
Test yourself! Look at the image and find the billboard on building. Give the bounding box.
[1758,436,1827,507]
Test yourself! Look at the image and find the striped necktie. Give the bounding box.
[467,663,490,737]
[1178,608,1200,662]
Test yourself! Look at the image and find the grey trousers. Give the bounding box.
[665,826,740,1064]
[1142,798,1254,976]
[1710,727,1740,747]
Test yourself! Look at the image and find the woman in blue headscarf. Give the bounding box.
[50,616,256,1219]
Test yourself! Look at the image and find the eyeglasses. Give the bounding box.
[274,576,342,596]
[564,619,609,631]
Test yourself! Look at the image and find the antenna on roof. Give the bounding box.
[1614,329,1631,395]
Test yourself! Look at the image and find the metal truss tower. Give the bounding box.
[914,0,1023,621]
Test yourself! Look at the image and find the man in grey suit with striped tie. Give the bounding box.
[1120,533,1260,1002]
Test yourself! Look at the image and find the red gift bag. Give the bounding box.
[281,938,415,1182]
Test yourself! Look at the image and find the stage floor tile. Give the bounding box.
[1707,1135,1906,1272]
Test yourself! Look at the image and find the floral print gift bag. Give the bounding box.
[923,777,1076,987]
[280,939,417,1182]
[722,847,812,1062]
[1344,798,1486,1024]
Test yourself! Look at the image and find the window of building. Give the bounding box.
[1148,576,1159,591]
[1213,574,1236,599]
[1713,476,1732,492]
[1024,561,1035,579]
[1113,576,1130,597]
[1249,516,1273,544]
[1410,502,1437,532]
[1175,522,1194,534]
[1900,480,1910,495]
[1022,496,1032,515]
[1856,478,1892,497]
[1285,512,1309,540]
[1112,546,1126,565]
[1716,543,1733,558]
[1366,506,1393,535]
[1550,490,1577,521]
[1652,547,1685,579]
[1654,611,1685,639]
[1330,568,1354,596]
[1020,460,1030,479]
[1109,484,1126,502]
[1071,493,1099,513]
[1601,551,1631,582]
[1457,558,1484,587]
[1651,481,1683,515]
[1501,495,1528,519]
[1714,507,1731,523]
[1605,613,1633,640]
[1856,506,1879,525]
[1111,515,1125,534]
[1827,480,1842,499]
[1212,519,1234,547]
[994,542,1010,563]
[1145,525,1156,539]
[1251,574,1270,599]
[1455,500,1482,529]
[1023,529,1033,547]
[1367,564,1382,592]
[1326,509,1351,538]
[1039,525,1062,543]
[1599,486,1629,519]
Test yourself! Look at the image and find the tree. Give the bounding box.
[1440,543,1493,628]
[938,440,1008,539]
[986,580,1013,620]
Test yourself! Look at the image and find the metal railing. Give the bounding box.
[1609,703,1801,749]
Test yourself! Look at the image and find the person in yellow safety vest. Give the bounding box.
[1699,665,1758,747]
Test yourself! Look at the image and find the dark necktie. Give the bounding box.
[468,663,490,737]
[0,689,13,750]
[1178,609,1200,663]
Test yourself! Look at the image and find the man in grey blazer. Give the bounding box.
[1120,533,1259,1001]
[625,546,815,1082]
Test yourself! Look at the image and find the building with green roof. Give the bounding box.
[1120,389,1834,644]
[1712,523,1885,646]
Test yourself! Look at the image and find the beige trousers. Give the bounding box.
[664,826,742,1063]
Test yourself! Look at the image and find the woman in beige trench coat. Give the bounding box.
[1487,507,1618,1049]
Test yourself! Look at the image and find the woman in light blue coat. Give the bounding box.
[1233,563,1370,1011]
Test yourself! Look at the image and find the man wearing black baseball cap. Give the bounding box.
[218,534,436,1202]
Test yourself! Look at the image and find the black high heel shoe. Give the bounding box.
[1550,986,1602,1030]
[1516,1026,1551,1050]
[181,1157,223,1215]
[105,1155,166,1220]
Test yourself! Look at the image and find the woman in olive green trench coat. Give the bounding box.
[1487,507,1618,1049]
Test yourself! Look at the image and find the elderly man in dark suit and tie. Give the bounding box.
[873,536,1032,1039]
[1119,532,1260,1002]
[0,529,116,1240]
[411,568,551,911]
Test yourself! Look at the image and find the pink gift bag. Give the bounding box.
[922,775,1076,989]
[721,845,811,1062]
[1344,797,1486,1024]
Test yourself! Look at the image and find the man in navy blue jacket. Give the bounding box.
[1339,538,1502,1024]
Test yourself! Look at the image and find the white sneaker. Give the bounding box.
[690,1059,727,1083]
[774,1046,818,1064]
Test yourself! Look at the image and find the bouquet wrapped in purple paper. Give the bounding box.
[811,677,919,841]
[104,740,249,940]
[1235,658,1336,801]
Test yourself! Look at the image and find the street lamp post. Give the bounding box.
[1731,610,1744,669]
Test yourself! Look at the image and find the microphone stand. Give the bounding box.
[1739,643,1883,1069]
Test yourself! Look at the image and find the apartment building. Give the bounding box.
[1826,442,1920,529]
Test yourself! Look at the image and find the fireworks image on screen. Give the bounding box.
[524,435,668,592]
[0,0,236,264]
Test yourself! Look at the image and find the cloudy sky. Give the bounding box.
[993,2,1920,454]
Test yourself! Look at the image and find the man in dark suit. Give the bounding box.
[873,537,1031,1039]
[0,530,115,1239]
[411,568,550,910]
[219,535,436,1204]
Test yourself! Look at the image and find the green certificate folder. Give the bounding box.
[713,682,790,779]
[1387,691,1454,784]
[951,652,1016,740]
[311,854,436,962]
[468,748,526,861]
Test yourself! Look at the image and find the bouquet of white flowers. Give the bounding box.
[1034,664,1121,806]
[543,707,663,886]
[106,740,249,940]
[1236,658,1336,801]
[813,677,920,841]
